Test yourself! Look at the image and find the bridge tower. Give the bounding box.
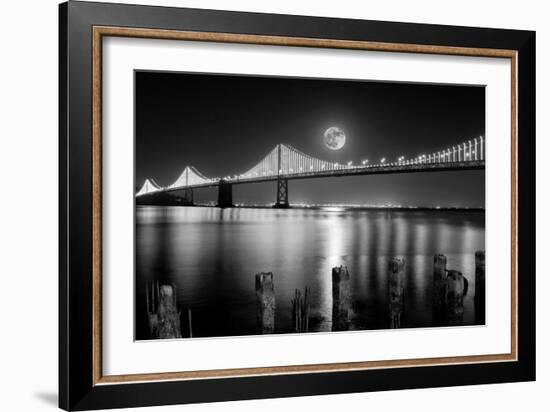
[275,178,289,208]
[217,180,233,208]
[179,168,195,206]
[274,144,289,208]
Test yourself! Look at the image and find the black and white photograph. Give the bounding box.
[134,71,486,340]
[0,0,542,410]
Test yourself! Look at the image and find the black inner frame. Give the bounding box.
[59,1,535,410]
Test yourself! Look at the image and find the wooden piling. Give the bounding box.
[188,308,193,338]
[147,283,182,339]
[146,282,158,337]
[475,250,486,324]
[433,254,447,325]
[388,258,405,328]
[332,266,351,331]
[145,282,150,313]
[156,281,160,309]
[445,270,468,326]
[255,272,275,334]
[291,288,310,333]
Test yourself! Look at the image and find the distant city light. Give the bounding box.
[322,207,345,212]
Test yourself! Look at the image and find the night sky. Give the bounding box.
[135,71,485,207]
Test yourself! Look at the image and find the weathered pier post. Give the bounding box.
[444,270,468,326]
[217,180,233,208]
[255,272,275,334]
[146,281,155,336]
[433,254,448,325]
[146,283,182,339]
[187,308,193,338]
[291,288,310,333]
[388,258,405,328]
[332,266,351,331]
[475,250,486,324]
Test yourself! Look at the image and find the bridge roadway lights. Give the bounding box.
[273,178,289,208]
[217,181,234,208]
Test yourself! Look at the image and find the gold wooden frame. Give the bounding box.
[92,26,518,386]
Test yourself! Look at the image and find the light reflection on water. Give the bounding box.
[135,206,485,339]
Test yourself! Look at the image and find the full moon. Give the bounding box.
[324,126,346,150]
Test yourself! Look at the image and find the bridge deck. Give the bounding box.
[161,160,485,192]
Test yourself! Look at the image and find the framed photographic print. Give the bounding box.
[59,1,536,410]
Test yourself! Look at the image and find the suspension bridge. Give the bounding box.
[136,136,485,208]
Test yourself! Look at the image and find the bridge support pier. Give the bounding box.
[217,181,233,208]
[273,178,289,208]
[181,188,194,206]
